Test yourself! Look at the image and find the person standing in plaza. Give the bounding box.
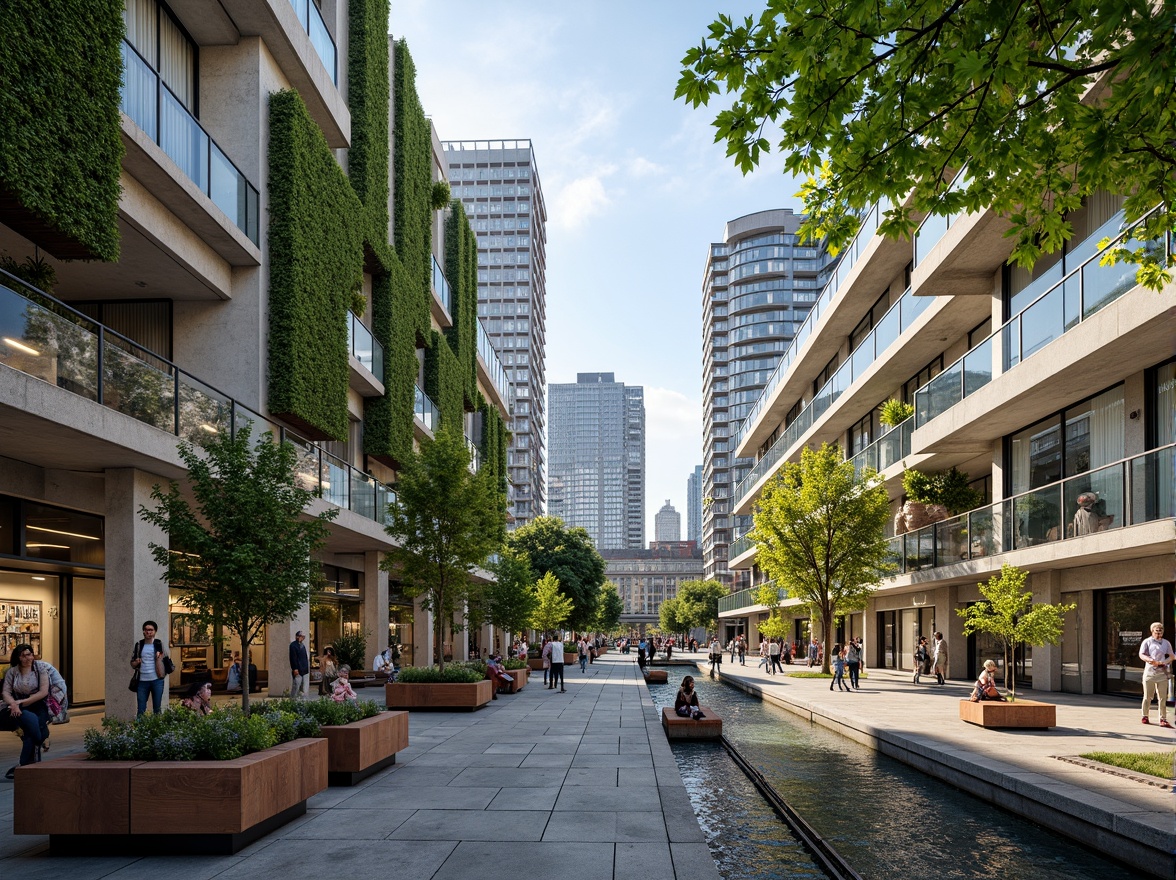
[808,637,820,668]
[289,630,309,699]
[829,644,850,692]
[846,637,862,689]
[708,637,723,678]
[548,635,566,692]
[769,638,784,674]
[737,636,746,666]
[913,636,930,684]
[1139,621,1174,727]
[578,637,588,673]
[541,636,552,686]
[932,632,949,685]
[758,638,772,673]
[130,620,168,716]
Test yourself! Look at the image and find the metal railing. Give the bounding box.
[849,416,914,479]
[466,435,481,473]
[728,532,754,562]
[0,270,396,525]
[288,0,337,84]
[120,40,259,244]
[346,311,384,383]
[477,319,511,407]
[717,583,784,615]
[432,256,453,316]
[732,197,889,451]
[914,206,1167,430]
[887,444,1174,574]
[414,384,438,433]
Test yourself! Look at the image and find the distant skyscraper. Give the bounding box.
[654,500,681,543]
[686,465,703,545]
[701,209,837,586]
[548,372,645,549]
[443,140,547,529]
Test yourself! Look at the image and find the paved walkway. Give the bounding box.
[678,652,1176,878]
[0,655,720,880]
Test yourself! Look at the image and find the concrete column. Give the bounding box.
[413,594,433,666]
[363,551,389,666]
[942,583,964,680]
[1031,570,1063,693]
[104,468,170,720]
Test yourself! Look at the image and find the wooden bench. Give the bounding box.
[661,706,722,741]
[959,698,1056,729]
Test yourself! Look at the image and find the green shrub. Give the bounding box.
[396,665,483,684]
[266,696,381,726]
[332,631,368,671]
[503,658,528,670]
[879,399,914,428]
[83,706,313,762]
[902,467,983,515]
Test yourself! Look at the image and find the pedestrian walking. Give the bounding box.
[737,637,746,666]
[932,632,949,684]
[769,638,784,674]
[1139,621,1174,727]
[913,636,929,684]
[729,639,737,663]
[829,644,850,691]
[807,637,820,668]
[541,637,552,686]
[846,638,861,689]
[708,638,723,678]
[578,637,588,673]
[758,639,772,673]
[548,636,566,692]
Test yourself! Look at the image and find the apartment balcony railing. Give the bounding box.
[0,271,396,525]
[733,197,889,451]
[886,444,1175,574]
[717,583,784,616]
[728,531,753,562]
[912,168,969,266]
[432,255,453,316]
[346,311,384,383]
[477,319,511,406]
[914,206,1167,430]
[120,40,259,246]
[466,436,481,473]
[733,286,931,508]
[414,384,438,433]
[850,415,914,479]
[288,0,337,84]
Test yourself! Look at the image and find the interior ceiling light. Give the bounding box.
[31,576,47,581]
[26,525,100,541]
[26,543,70,550]
[3,337,40,356]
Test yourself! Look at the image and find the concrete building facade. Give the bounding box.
[654,500,681,542]
[603,541,703,634]
[548,373,645,550]
[717,187,1175,699]
[444,140,547,529]
[700,209,836,586]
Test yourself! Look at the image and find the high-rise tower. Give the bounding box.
[686,465,703,545]
[654,500,681,543]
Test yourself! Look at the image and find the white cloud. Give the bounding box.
[627,156,666,178]
[549,173,614,231]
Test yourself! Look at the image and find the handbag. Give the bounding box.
[128,669,141,692]
[982,682,1000,699]
[162,653,176,675]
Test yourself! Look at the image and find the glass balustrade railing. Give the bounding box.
[886,444,1174,574]
[733,286,930,508]
[0,271,397,524]
[728,532,754,561]
[432,256,453,316]
[912,167,969,266]
[477,319,511,405]
[120,41,259,245]
[466,436,481,473]
[717,583,784,615]
[288,0,337,84]
[414,384,438,433]
[913,206,1166,430]
[849,415,915,479]
[346,311,384,383]
[733,198,890,451]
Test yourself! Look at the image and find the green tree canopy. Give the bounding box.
[383,427,502,670]
[658,596,688,639]
[958,564,1076,698]
[139,426,336,712]
[757,613,790,641]
[481,548,537,637]
[750,443,892,673]
[506,516,606,632]
[595,582,624,633]
[678,0,1175,290]
[676,579,729,633]
[530,572,574,634]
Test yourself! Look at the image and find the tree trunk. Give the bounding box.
[821,610,832,675]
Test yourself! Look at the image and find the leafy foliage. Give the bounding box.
[482,549,537,635]
[757,614,790,640]
[139,425,337,713]
[903,467,983,515]
[382,427,502,670]
[957,564,1075,698]
[677,1,1175,289]
[265,696,381,726]
[0,0,123,261]
[431,180,453,210]
[331,631,368,671]
[676,580,730,632]
[84,706,317,761]
[879,399,915,428]
[346,0,391,263]
[445,199,480,409]
[267,89,362,440]
[751,443,892,673]
[396,664,484,684]
[658,596,687,636]
[530,572,574,633]
[507,517,606,631]
[595,583,625,632]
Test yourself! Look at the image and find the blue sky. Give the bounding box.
[391,1,804,538]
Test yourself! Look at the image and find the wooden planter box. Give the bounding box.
[959,698,1056,729]
[320,710,409,786]
[502,667,529,693]
[661,706,722,741]
[563,652,578,665]
[643,669,668,683]
[527,658,546,672]
[385,678,494,710]
[13,738,326,854]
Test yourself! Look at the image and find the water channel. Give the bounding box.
[647,677,1137,880]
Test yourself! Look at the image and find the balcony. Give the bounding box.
[0,271,396,527]
[414,384,438,435]
[887,445,1174,574]
[912,168,969,267]
[913,207,1167,431]
[717,583,784,616]
[849,416,914,479]
[345,311,384,395]
[432,256,453,319]
[288,0,337,84]
[120,40,259,246]
[476,319,511,411]
[466,435,481,474]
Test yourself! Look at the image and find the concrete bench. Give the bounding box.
[959,698,1056,728]
[661,706,722,741]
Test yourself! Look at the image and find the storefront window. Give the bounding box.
[1101,586,1169,697]
[23,501,104,566]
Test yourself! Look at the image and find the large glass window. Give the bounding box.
[1009,385,1125,494]
[1100,586,1169,697]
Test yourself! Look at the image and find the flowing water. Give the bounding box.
[648,679,1137,880]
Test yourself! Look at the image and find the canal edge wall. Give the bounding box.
[701,664,1175,880]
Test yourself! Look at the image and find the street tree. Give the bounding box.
[506,516,606,632]
[676,579,729,634]
[754,581,789,643]
[595,582,625,634]
[481,548,537,640]
[530,572,574,635]
[658,596,688,642]
[750,443,892,673]
[677,1,1175,291]
[957,564,1076,699]
[383,427,502,671]
[139,425,336,713]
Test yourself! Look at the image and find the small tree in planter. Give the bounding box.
[879,399,914,430]
[530,572,573,636]
[140,425,336,713]
[957,564,1076,700]
[481,548,537,640]
[595,582,624,633]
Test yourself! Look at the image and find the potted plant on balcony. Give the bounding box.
[896,467,982,534]
[879,398,914,430]
[957,564,1075,728]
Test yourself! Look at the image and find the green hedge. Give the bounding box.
[444,199,479,407]
[347,0,391,269]
[391,39,433,315]
[0,0,123,261]
[396,664,483,684]
[266,696,382,725]
[425,329,465,432]
[267,90,362,440]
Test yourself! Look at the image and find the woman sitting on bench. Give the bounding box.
[674,676,705,720]
[969,659,1006,702]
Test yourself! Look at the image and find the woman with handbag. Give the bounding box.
[2,643,51,779]
[130,620,172,716]
[969,659,1005,702]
